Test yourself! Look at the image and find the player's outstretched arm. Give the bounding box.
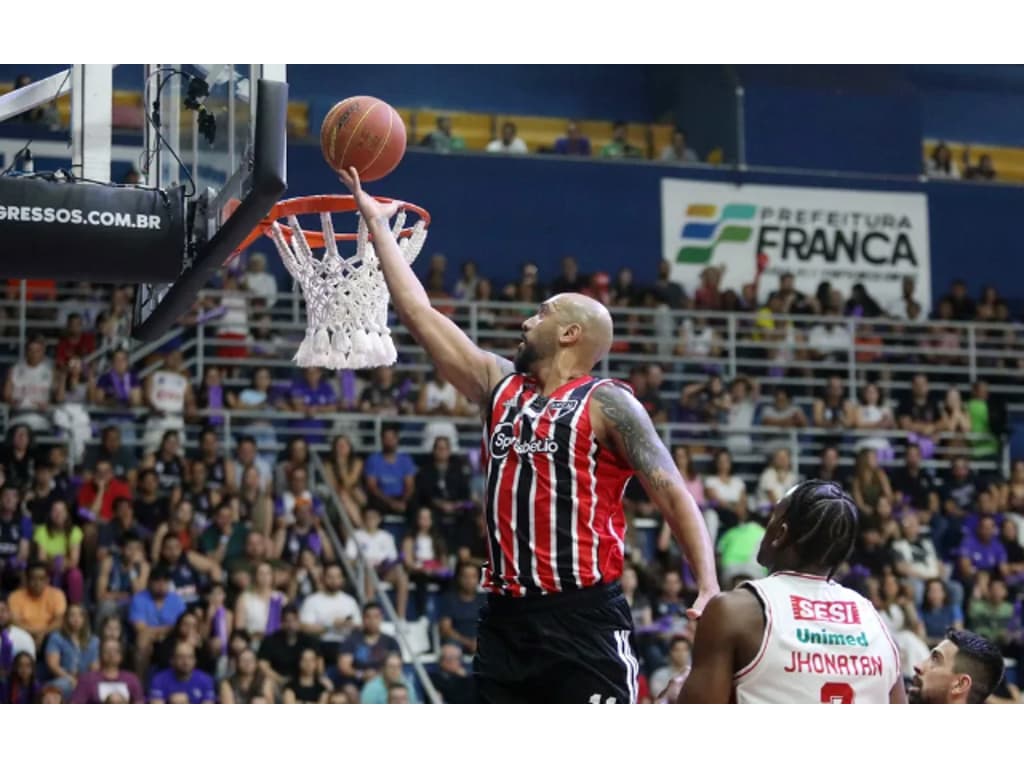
[590,383,719,617]
[339,167,512,404]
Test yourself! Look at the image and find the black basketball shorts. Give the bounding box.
[473,582,640,704]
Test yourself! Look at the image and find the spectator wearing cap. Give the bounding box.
[8,561,66,650]
[148,639,215,703]
[360,651,420,704]
[129,566,186,677]
[70,637,144,703]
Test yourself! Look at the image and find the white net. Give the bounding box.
[268,208,428,369]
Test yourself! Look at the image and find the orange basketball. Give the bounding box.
[320,96,406,182]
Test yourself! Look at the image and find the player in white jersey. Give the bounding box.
[670,480,907,703]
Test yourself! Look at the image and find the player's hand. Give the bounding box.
[338,167,401,222]
[686,586,719,621]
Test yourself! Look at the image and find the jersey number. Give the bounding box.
[820,682,855,704]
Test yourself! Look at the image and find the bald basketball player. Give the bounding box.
[338,168,718,703]
[661,481,906,704]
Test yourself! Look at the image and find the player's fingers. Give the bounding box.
[685,608,702,621]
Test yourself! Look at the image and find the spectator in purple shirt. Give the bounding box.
[275,499,328,567]
[364,425,417,518]
[552,121,591,156]
[91,349,142,442]
[958,516,1008,585]
[288,368,338,442]
[148,639,216,703]
[71,638,144,703]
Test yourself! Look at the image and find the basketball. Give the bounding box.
[320,95,406,182]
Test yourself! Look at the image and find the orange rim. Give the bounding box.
[231,194,431,254]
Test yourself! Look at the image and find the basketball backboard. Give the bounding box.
[0,64,287,341]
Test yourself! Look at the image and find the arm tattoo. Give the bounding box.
[592,384,675,491]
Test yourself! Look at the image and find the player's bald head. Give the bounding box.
[549,293,614,365]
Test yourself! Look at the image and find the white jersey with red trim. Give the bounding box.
[734,571,901,704]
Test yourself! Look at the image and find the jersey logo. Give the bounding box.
[796,627,869,647]
[547,399,579,419]
[489,422,558,460]
[789,596,861,625]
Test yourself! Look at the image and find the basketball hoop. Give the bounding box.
[238,194,430,370]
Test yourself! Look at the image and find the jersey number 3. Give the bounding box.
[820,682,855,704]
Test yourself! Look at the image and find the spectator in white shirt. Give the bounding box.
[4,336,54,433]
[242,252,279,309]
[298,563,361,662]
[658,129,699,164]
[704,449,748,531]
[756,448,799,512]
[345,508,409,620]
[486,122,527,154]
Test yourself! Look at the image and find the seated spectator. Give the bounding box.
[95,531,149,629]
[600,121,643,158]
[242,251,279,309]
[2,650,39,703]
[890,443,940,518]
[84,426,135,486]
[958,517,1008,586]
[236,466,274,538]
[42,604,98,699]
[33,499,84,604]
[90,348,141,431]
[226,369,279,459]
[552,121,591,156]
[287,367,338,442]
[758,387,807,430]
[0,424,36,491]
[333,602,401,689]
[1000,518,1024,589]
[851,448,893,517]
[198,502,250,568]
[152,528,220,605]
[274,437,312,496]
[321,435,366,527]
[755,448,798,512]
[193,427,232,494]
[55,314,96,370]
[227,531,290,594]
[401,507,452,616]
[128,566,186,677]
[717,515,767,586]
[149,639,215,703]
[875,572,930,674]
[258,605,318,689]
[672,445,705,510]
[70,637,144,703]
[274,466,324,526]
[455,507,489,569]
[704,449,748,533]
[812,376,854,432]
[364,425,417,518]
[360,651,420,704]
[298,564,360,662]
[812,445,843,484]
[897,374,941,455]
[890,511,952,605]
[966,379,1005,459]
[0,484,33,594]
[23,463,68,527]
[345,508,409,619]
[179,460,218,523]
[964,152,996,181]
[418,371,469,451]
[722,377,757,455]
[140,351,193,456]
[852,382,895,458]
[0,597,36,671]
[658,129,698,163]
[968,576,1015,650]
[430,641,476,703]
[8,561,66,649]
[926,142,960,178]
[146,431,188,498]
[849,522,896,580]
[274,498,328,568]
[486,121,527,154]
[419,116,465,153]
[415,436,473,537]
[919,578,964,646]
[132,469,167,534]
[282,647,331,703]
[649,636,692,695]
[4,336,55,434]
[234,562,287,644]
[231,435,273,495]
[219,647,274,704]
[360,367,415,416]
[438,562,485,655]
[942,457,981,543]
[77,458,133,526]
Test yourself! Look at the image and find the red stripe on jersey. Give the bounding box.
[530,402,558,593]
[486,376,526,596]
[572,391,598,586]
[588,382,634,584]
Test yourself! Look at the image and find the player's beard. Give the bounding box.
[514,339,540,374]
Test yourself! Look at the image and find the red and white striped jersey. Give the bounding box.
[481,373,634,597]
[734,572,902,704]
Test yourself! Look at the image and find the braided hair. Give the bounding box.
[781,480,859,579]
